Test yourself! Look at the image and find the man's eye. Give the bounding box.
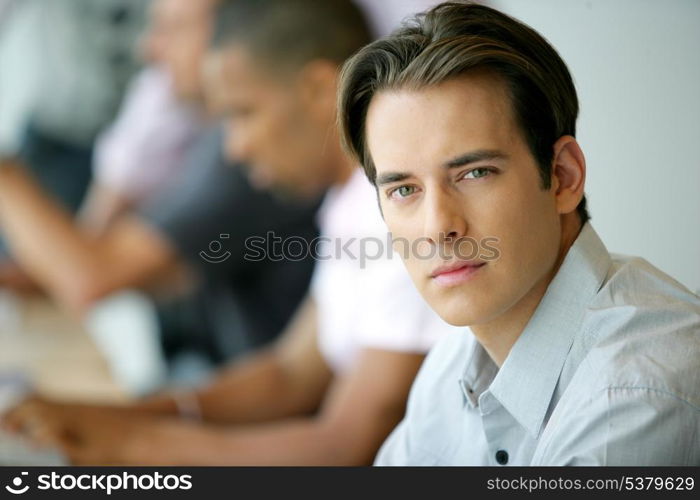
[463,167,492,179]
[389,185,416,199]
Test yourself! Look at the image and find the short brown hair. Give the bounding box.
[337,1,589,224]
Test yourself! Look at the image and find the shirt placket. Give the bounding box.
[479,391,519,466]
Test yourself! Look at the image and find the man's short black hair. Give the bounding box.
[212,0,373,73]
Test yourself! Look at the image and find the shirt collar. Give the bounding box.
[460,223,613,438]
[459,335,498,408]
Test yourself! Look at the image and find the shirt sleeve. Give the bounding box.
[533,385,700,465]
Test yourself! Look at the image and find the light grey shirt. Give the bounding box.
[376,223,700,466]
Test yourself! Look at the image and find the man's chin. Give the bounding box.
[421,285,497,327]
[427,300,481,327]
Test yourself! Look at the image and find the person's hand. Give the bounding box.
[0,260,42,294]
[1,395,165,465]
[2,395,74,447]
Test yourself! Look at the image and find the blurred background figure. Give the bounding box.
[0,0,448,396]
[80,68,199,234]
[0,0,319,393]
[82,0,213,233]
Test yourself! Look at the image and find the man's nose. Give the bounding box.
[422,188,468,245]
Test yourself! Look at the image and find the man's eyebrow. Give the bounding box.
[375,172,412,186]
[375,150,509,187]
[444,149,509,168]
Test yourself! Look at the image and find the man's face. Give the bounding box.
[203,47,337,199]
[142,0,213,101]
[365,72,562,326]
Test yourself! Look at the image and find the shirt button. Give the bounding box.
[495,450,509,465]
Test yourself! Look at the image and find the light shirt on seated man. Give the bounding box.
[376,223,700,465]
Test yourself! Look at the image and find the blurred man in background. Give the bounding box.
[81,0,217,233]
[2,0,461,465]
[0,0,319,381]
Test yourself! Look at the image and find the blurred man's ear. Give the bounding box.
[296,60,340,120]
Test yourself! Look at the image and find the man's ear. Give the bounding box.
[550,135,586,216]
[296,60,339,119]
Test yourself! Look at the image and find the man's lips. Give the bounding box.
[430,261,486,286]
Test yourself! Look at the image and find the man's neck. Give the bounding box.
[472,215,584,367]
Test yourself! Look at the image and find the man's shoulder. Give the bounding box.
[596,253,699,312]
[572,254,700,407]
[537,257,700,465]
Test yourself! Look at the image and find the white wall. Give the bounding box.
[491,0,700,293]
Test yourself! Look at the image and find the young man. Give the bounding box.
[338,2,700,465]
[2,0,461,465]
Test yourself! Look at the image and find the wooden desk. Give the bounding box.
[0,292,126,403]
